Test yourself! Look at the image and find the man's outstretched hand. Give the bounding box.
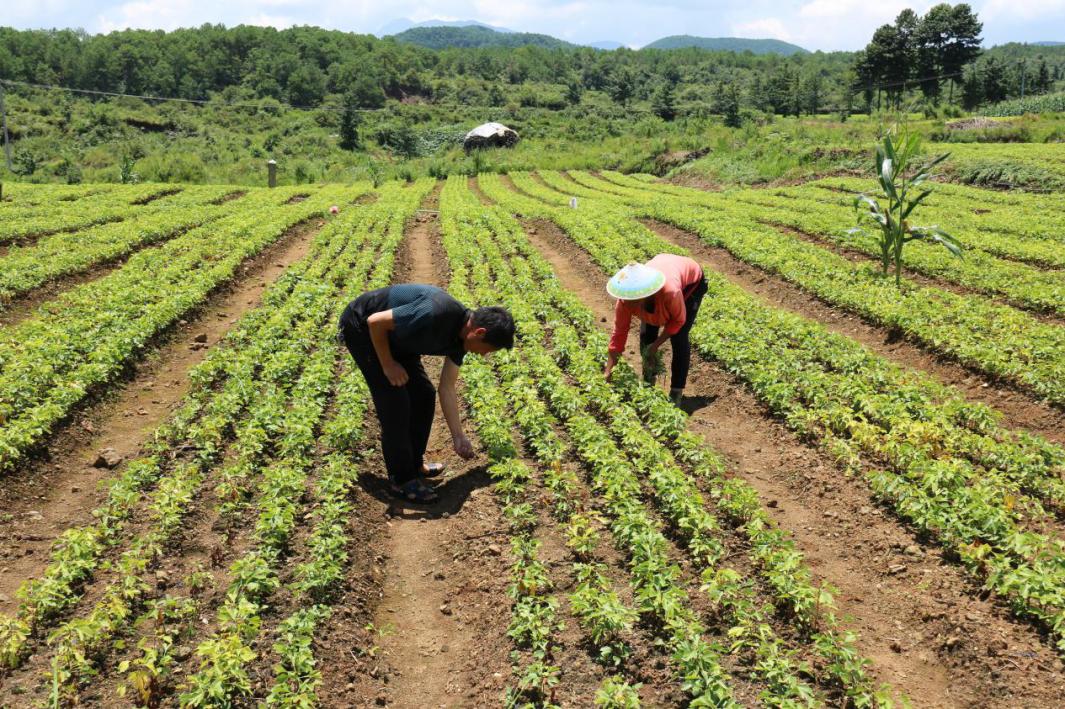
[452,432,475,459]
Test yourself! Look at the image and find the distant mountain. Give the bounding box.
[1033,41,1065,46]
[643,35,808,55]
[390,25,576,50]
[378,18,513,37]
[588,40,625,50]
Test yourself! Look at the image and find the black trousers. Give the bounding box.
[341,324,435,485]
[639,277,708,391]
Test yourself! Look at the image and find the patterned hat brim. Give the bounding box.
[606,271,666,300]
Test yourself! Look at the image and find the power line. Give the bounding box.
[857,69,966,92]
[0,78,384,112]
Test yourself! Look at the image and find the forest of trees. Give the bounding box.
[0,4,1062,122]
[851,3,1061,111]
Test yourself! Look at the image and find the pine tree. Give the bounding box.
[652,81,677,121]
[713,81,742,128]
[983,57,1007,103]
[339,94,360,151]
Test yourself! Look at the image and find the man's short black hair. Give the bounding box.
[471,306,515,350]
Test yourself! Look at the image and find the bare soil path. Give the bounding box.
[0,219,325,611]
[347,190,513,708]
[521,215,1065,707]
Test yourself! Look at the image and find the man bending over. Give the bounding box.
[339,284,515,503]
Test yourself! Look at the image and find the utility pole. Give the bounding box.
[0,82,12,173]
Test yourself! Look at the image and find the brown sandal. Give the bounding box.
[390,478,438,503]
[423,462,446,478]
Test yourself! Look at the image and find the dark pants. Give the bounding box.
[640,277,708,391]
[341,324,435,485]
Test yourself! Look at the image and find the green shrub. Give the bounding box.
[134,152,207,183]
[947,158,1064,191]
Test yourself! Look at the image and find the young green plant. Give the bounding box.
[852,131,962,286]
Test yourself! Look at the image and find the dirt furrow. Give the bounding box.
[0,219,324,611]
[520,216,1065,708]
[346,190,513,708]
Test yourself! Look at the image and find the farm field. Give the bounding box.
[0,168,1064,709]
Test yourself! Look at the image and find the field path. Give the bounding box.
[519,212,1065,708]
[0,219,324,612]
[361,188,513,708]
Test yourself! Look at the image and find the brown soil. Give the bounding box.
[211,189,247,204]
[643,219,1065,443]
[519,215,1065,707]
[131,188,182,205]
[0,220,325,612]
[0,216,127,251]
[467,175,494,205]
[335,189,514,708]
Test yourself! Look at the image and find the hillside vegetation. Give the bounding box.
[391,25,576,50]
[643,35,807,55]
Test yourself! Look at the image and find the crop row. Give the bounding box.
[935,141,1065,170]
[1,212,344,682]
[474,294,652,703]
[444,175,892,706]
[733,186,1065,284]
[493,172,1065,655]
[0,184,358,474]
[445,179,728,706]
[583,170,1065,318]
[453,184,640,705]
[0,199,375,667]
[0,183,116,209]
[183,182,429,708]
[802,177,1065,247]
[0,183,430,706]
[551,170,1065,406]
[0,183,189,243]
[0,187,242,307]
[608,171,1065,265]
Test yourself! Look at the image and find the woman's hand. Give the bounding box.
[604,351,620,380]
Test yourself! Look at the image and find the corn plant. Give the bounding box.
[851,131,962,286]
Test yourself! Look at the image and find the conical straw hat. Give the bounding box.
[607,263,666,300]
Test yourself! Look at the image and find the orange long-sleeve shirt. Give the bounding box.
[608,254,703,354]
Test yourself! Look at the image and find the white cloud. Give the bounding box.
[733,0,947,50]
[731,18,791,41]
[96,0,197,32]
[980,0,1065,21]
[470,0,589,30]
[246,13,298,28]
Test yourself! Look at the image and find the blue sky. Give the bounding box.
[6,0,1064,50]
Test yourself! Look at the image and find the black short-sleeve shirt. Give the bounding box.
[341,284,470,366]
